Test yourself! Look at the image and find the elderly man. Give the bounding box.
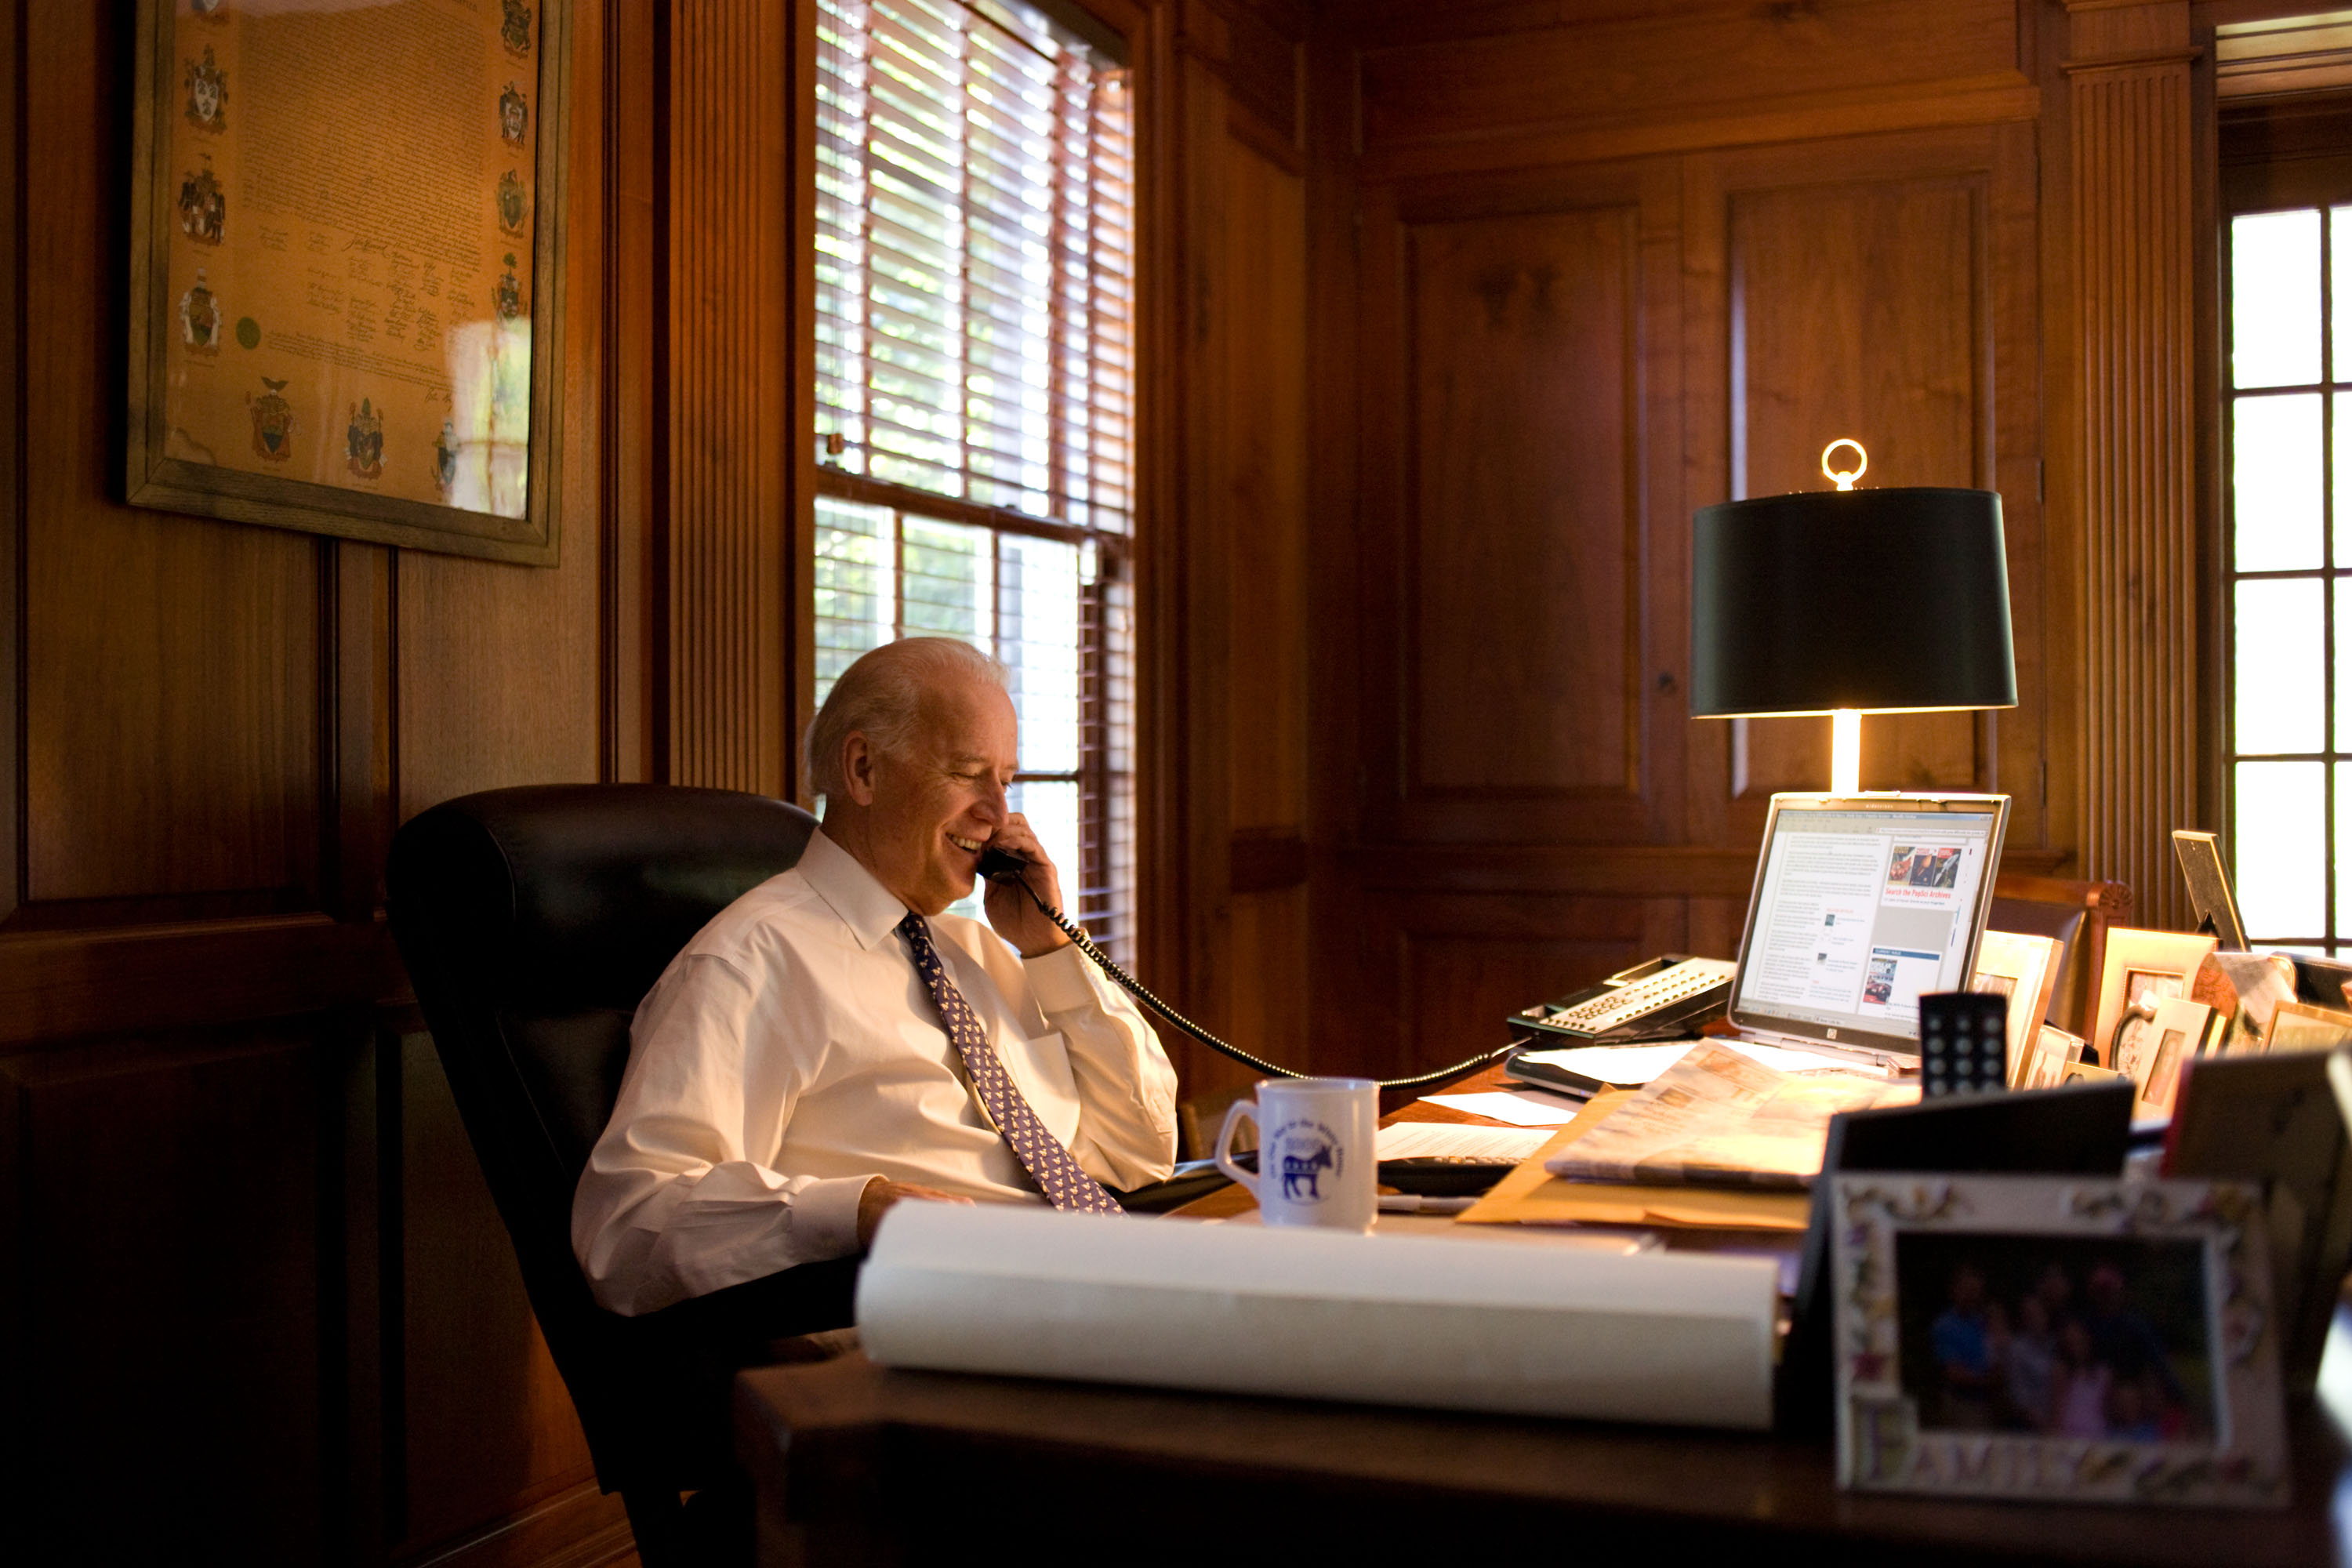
[572,636,1179,1334]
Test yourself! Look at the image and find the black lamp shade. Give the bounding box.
[1689,486,2017,717]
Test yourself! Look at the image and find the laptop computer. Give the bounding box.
[1725,792,2011,1069]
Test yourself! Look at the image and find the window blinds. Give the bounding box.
[814,0,1132,529]
[812,0,1135,958]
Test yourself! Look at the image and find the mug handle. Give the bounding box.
[1214,1099,1261,1200]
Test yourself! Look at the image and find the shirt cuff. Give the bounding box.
[797,1173,881,1259]
[1023,940,1104,1014]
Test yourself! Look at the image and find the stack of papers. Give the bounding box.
[1542,1042,1915,1190]
[1417,1088,1584,1126]
[1375,1122,1555,1163]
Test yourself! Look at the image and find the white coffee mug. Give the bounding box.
[1214,1076,1378,1232]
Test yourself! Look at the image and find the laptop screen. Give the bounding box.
[1730,793,2010,1058]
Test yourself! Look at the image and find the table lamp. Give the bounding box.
[1689,441,2016,794]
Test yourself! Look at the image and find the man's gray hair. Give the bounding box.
[804,637,1009,800]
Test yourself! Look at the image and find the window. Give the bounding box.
[812,0,1135,956]
[2227,201,2349,951]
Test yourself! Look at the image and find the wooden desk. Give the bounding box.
[735,1063,2348,1564]
[734,1334,2352,1566]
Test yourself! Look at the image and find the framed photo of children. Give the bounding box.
[123,0,571,564]
[1831,1173,2288,1506]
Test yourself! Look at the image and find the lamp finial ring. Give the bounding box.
[1821,439,1867,492]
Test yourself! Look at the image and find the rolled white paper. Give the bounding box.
[855,1203,1779,1430]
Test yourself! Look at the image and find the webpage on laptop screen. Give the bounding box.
[1735,808,1996,1039]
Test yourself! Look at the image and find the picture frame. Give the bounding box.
[2019,1024,2088,1091]
[2092,929,2219,1071]
[1972,931,2063,1087]
[2171,1051,2352,1393]
[124,0,572,564]
[1831,1173,2287,1505]
[2265,1002,2352,1056]
[2190,951,2298,1055]
[2171,831,2249,951]
[2114,997,2220,1122]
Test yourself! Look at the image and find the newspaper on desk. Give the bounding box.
[1543,1041,1916,1189]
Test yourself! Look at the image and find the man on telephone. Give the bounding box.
[572,636,1179,1335]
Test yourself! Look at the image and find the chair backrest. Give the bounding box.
[1989,870,2133,1036]
[386,783,817,1489]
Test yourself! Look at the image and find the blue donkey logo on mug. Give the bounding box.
[1272,1120,1340,1203]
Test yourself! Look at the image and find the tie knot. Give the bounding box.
[898,911,927,943]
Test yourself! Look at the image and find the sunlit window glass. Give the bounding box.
[2227,201,2340,949]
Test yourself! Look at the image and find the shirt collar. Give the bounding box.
[797,827,918,951]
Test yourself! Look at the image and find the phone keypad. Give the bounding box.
[1548,960,1733,1033]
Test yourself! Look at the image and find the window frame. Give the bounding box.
[2217,100,2352,954]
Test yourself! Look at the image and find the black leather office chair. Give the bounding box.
[387,783,824,1563]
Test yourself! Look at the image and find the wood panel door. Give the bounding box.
[1352,158,1688,851]
[1682,124,2049,852]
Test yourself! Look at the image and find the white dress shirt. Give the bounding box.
[572,828,1179,1316]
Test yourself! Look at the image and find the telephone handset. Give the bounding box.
[974,847,1515,1091]
[1509,955,1737,1045]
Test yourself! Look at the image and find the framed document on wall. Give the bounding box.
[125,0,571,564]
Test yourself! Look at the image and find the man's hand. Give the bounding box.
[856,1178,972,1250]
[980,811,1073,959]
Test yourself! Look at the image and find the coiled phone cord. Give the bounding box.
[998,870,1519,1091]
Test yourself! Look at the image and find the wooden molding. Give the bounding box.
[2067,49,2199,931]
[663,0,793,795]
[0,914,402,1047]
[1360,74,2042,183]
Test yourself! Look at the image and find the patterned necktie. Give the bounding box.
[898,913,1123,1214]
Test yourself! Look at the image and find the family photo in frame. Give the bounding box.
[1833,1174,2287,1507]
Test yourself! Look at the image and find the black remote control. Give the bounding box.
[1918,990,2009,1098]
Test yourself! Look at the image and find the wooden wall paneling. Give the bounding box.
[605,0,659,786]
[1205,129,1310,1093]
[1299,16,1367,1073]
[1352,0,2036,182]
[1134,0,1189,1073]
[1727,168,1985,800]
[329,542,396,921]
[1359,0,2022,151]
[20,0,325,917]
[397,0,608,821]
[786,0,819,804]
[2063,0,2200,931]
[1679,123,2046,844]
[661,0,792,797]
[1163,38,1237,1089]
[1362,891,1686,1079]
[2,1025,329,1563]
[0,0,20,931]
[387,1029,602,1557]
[1354,158,1683,849]
[1218,142,1307,840]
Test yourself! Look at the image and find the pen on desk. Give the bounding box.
[1377,1194,1479,1214]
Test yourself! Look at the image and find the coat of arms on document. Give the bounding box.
[499,82,530,147]
[346,397,385,481]
[502,0,535,57]
[180,270,220,354]
[248,377,295,461]
[177,159,225,245]
[495,254,524,321]
[496,170,530,238]
[433,419,459,492]
[183,45,227,132]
